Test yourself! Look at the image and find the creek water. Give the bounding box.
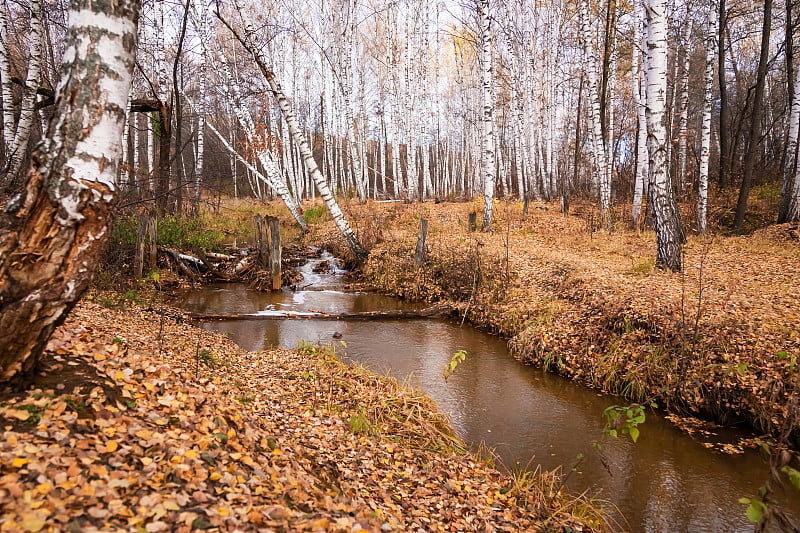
[176,253,800,532]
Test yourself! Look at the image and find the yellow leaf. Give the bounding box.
[218,506,229,517]
[311,518,330,529]
[184,449,197,460]
[34,483,51,496]
[57,480,76,491]
[163,500,180,511]
[6,409,30,421]
[12,457,29,468]
[19,514,45,533]
[209,472,222,481]
[135,429,153,439]
[105,440,119,453]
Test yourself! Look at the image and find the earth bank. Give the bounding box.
[0,300,606,532]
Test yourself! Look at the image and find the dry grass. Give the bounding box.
[306,197,800,447]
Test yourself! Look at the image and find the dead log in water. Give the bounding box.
[187,304,451,321]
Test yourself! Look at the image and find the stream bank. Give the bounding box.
[310,200,800,454]
[0,300,605,532]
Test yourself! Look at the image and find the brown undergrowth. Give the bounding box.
[0,300,608,532]
[309,198,800,449]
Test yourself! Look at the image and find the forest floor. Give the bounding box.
[308,196,800,451]
[0,300,606,532]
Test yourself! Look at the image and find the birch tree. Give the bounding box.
[478,0,496,231]
[780,8,800,223]
[675,15,693,197]
[644,0,683,271]
[631,0,649,227]
[732,0,773,231]
[1,0,45,184]
[578,0,611,229]
[0,0,140,382]
[224,1,368,262]
[697,7,717,233]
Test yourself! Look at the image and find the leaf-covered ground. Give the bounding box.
[0,301,604,532]
[316,199,800,449]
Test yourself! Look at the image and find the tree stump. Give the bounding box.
[254,215,267,267]
[468,212,477,232]
[266,215,281,290]
[415,217,428,264]
[134,215,157,278]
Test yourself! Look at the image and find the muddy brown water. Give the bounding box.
[176,254,800,532]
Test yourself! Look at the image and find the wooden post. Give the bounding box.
[253,215,266,267]
[147,217,157,272]
[266,215,281,290]
[134,215,158,278]
[415,217,428,264]
[468,212,477,232]
[134,215,148,278]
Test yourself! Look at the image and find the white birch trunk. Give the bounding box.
[0,0,140,381]
[676,19,694,196]
[193,0,207,214]
[578,0,610,227]
[0,3,15,152]
[632,0,649,226]
[645,0,683,270]
[479,0,496,231]
[6,0,44,179]
[698,11,717,233]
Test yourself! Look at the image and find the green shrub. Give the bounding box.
[110,215,138,247]
[302,204,326,224]
[109,215,224,252]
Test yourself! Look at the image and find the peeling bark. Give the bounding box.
[0,0,140,384]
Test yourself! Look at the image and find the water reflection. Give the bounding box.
[176,282,799,532]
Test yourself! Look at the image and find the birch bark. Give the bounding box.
[4,0,45,181]
[780,46,800,222]
[631,0,649,227]
[479,0,496,231]
[645,0,683,271]
[578,0,610,228]
[0,0,140,382]
[676,18,694,196]
[698,10,717,233]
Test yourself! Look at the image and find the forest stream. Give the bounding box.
[175,252,800,532]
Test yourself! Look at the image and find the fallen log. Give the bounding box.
[197,251,240,282]
[159,246,202,279]
[188,304,450,322]
[205,251,236,261]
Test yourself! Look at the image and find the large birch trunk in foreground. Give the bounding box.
[644,0,683,271]
[0,0,140,383]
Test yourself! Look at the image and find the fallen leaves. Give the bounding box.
[0,301,596,532]
[351,200,800,445]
